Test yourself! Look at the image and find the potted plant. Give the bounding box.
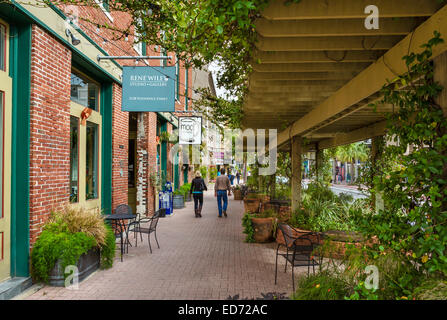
[180,183,192,202]
[242,210,278,243]
[232,185,243,200]
[173,189,185,209]
[30,206,115,286]
[243,193,261,213]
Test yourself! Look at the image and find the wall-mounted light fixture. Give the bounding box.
[65,28,81,46]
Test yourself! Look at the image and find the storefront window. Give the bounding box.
[86,122,98,200]
[70,72,99,111]
[70,116,79,203]
[0,24,5,71]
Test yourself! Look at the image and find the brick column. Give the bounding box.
[29,25,72,245]
[111,83,128,211]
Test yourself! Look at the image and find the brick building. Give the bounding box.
[0,1,209,292]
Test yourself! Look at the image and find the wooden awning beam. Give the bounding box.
[262,0,442,20]
[276,4,447,146]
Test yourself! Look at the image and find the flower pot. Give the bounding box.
[185,193,192,202]
[233,189,243,200]
[243,199,261,213]
[48,248,100,287]
[173,194,185,209]
[251,217,275,243]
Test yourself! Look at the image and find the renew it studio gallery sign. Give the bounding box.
[122,66,176,112]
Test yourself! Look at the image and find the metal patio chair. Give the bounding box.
[274,223,323,292]
[113,204,138,253]
[128,209,164,253]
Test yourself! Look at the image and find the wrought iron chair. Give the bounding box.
[274,223,323,291]
[128,209,163,253]
[113,204,138,254]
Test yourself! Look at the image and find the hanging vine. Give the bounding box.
[358,31,447,278]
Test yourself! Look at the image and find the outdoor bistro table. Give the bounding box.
[104,213,136,262]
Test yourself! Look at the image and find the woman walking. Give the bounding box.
[190,171,208,218]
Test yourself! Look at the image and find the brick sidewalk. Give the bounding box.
[25,191,305,300]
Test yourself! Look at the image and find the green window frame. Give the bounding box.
[185,67,189,110]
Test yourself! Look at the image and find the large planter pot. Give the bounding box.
[243,199,261,213]
[185,193,192,202]
[173,194,185,209]
[251,217,275,243]
[48,248,100,287]
[233,189,243,200]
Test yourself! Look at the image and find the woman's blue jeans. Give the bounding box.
[217,190,228,216]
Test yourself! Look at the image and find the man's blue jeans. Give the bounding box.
[217,190,228,216]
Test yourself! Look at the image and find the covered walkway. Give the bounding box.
[23,190,300,300]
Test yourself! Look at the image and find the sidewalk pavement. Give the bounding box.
[23,190,303,300]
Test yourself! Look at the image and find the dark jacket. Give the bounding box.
[190,178,207,194]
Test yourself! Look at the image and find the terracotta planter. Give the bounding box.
[251,217,275,243]
[243,199,261,213]
[233,189,243,200]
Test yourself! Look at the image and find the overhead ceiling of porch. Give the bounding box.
[242,0,446,149]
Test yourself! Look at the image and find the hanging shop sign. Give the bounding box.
[178,116,202,145]
[122,66,176,112]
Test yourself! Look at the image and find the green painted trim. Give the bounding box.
[10,0,121,84]
[101,83,113,215]
[185,67,189,111]
[10,23,31,278]
[184,167,188,184]
[174,153,179,191]
[175,58,180,101]
[161,121,168,185]
[47,2,123,72]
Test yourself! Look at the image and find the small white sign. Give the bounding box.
[179,117,202,145]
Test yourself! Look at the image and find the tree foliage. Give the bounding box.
[47,0,303,127]
[358,32,447,279]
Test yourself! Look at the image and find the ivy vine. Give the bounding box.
[358,31,447,278]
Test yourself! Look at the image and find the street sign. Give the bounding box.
[179,116,202,145]
[122,66,176,112]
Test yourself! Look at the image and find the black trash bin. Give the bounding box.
[158,208,166,218]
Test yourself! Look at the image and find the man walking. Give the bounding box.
[215,168,231,218]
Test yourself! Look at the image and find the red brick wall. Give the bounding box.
[29,25,72,246]
[111,83,128,211]
[52,4,194,217]
[146,113,158,214]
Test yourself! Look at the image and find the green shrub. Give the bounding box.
[31,229,97,283]
[413,279,447,300]
[242,213,255,243]
[31,207,116,283]
[291,271,350,300]
[100,225,116,269]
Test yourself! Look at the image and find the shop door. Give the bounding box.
[0,20,12,282]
